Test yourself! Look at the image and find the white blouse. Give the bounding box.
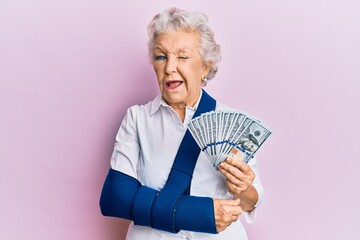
[110,91,264,240]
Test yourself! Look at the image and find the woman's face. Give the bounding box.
[152,29,211,108]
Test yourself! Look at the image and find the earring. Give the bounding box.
[202,76,208,87]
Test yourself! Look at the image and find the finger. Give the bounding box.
[231,214,239,222]
[228,181,247,195]
[237,160,253,174]
[221,158,255,183]
[227,198,241,206]
[219,160,241,175]
[222,204,242,217]
[217,198,240,206]
[219,168,244,187]
[219,163,245,185]
[226,157,245,170]
[228,205,243,216]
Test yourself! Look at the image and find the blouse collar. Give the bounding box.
[150,89,203,115]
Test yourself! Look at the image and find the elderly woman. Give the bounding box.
[100,7,264,240]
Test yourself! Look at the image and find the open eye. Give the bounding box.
[155,55,167,61]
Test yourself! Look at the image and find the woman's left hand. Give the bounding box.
[218,156,255,198]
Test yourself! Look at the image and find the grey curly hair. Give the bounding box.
[147,7,221,81]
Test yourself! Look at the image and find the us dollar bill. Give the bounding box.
[188,110,271,168]
[232,120,271,163]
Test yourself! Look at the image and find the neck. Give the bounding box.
[167,91,201,122]
[171,104,187,122]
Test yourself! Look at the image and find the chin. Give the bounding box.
[163,94,186,106]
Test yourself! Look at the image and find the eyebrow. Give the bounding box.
[153,46,166,53]
[177,49,190,54]
[153,46,190,55]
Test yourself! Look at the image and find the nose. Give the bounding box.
[165,55,178,74]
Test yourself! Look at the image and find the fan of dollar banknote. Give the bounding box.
[188,110,271,168]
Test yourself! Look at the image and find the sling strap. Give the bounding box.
[151,90,216,232]
[100,90,218,233]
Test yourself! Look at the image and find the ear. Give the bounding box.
[202,61,212,77]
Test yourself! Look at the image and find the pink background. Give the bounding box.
[1,0,359,239]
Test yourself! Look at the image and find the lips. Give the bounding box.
[165,80,183,90]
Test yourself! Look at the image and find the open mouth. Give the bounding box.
[165,80,183,90]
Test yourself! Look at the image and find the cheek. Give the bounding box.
[179,64,201,80]
[190,62,205,78]
[153,65,163,79]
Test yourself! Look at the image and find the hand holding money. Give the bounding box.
[218,148,258,212]
[218,149,255,192]
[188,110,269,211]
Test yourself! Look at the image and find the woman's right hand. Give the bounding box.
[213,198,243,232]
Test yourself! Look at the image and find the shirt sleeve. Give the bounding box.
[243,156,264,223]
[110,106,140,179]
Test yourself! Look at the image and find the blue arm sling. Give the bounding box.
[100,90,217,233]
